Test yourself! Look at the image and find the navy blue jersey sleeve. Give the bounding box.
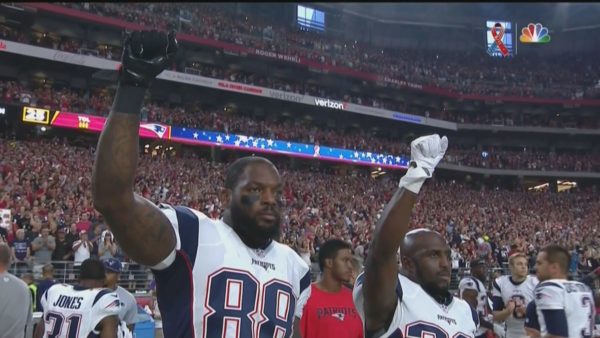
[470,305,480,328]
[541,309,569,337]
[157,204,201,268]
[524,301,540,330]
[491,296,505,311]
[491,279,504,311]
[299,271,311,295]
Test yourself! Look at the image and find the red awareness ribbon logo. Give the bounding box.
[491,22,509,57]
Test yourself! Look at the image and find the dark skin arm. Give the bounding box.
[462,289,494,330]
[92,109,175,266]
[363,188,416,332]
[99,315,119,338]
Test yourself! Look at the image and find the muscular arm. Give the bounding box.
[363,188,416,332]
[99,315,119,338]
[92,95,176,267]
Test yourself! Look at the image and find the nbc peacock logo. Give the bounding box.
[520,23,551,43]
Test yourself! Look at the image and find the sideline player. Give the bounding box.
[524,245,596,338]
[492,253,538,338]
[103,258,138,333]
[294,239,363,338]
[91,30,310,337]
[459,259,496,337]
[34,259,121,338]
[353,134,480,338]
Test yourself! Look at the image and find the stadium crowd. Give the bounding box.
[48,2,600,100]
[1,137,599,276]
[2,79,599,172]
[2,23,600,129]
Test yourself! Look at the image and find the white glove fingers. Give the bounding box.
[440,136,448,154]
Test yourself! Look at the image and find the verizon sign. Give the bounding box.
[314,98,346,110]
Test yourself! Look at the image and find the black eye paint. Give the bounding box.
[241,194,260,207]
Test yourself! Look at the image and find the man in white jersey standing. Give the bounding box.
[34,258,121,338]
[91,30,310,337]
[459,259,497,338]
[353,134,480,338]
[103,258,138,333]
[524,245,596,338]
[492,253,539,338]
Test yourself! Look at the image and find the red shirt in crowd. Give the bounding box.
[296,284,363,338]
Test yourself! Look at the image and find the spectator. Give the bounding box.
[75,212,92,234]
[296,236,314,268]
[98,230,118,260]
[11,229,31,275]
[31,226,56,276]
[72,230,93,268]
[51,227,74,271]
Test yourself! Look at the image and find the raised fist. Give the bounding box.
[409,134,448,177]
[399,134,448,194]
[119,30,178,88]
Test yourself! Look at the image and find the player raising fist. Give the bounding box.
[354,134,480,338]
[92,30,310,338]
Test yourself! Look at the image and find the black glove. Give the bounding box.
[119,30,178,88]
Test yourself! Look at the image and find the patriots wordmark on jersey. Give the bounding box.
[354,273,480,338]
[152,204,311,338]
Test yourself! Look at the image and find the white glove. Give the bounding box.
[398,134,448,194]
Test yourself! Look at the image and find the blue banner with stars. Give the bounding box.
[171,127,410,169]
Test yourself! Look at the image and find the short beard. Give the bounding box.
[230,202,281,248]
[415,267,451,304]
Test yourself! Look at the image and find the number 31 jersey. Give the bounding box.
[40,284,122,338]
[153,204,311,338]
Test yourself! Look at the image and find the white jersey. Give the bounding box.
[40,283,122,338]
[531,279,596,338]
[114,286,138,325]
[153,204,311,338]
[353,273,479,338]
[459,276,489,336]
[491,275,538,338]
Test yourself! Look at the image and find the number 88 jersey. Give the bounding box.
[40,284,122,338]
[153,204,311,338]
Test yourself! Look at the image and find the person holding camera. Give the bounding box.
[98,230,118,260]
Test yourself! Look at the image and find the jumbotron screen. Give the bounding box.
[297,5,325,32]
[486,20,515,58]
